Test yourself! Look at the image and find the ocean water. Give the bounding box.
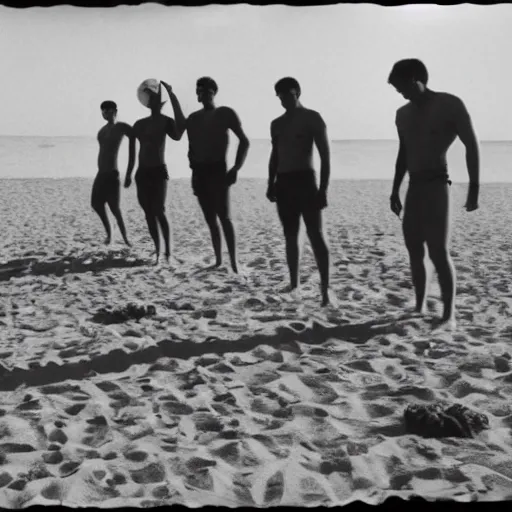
[0,136,510,182]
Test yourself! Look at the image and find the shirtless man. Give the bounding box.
[176,77,250,273]
[267,77,332,306]
[388,59,480,330]
[91,100,134,246]
[125,82,186,265]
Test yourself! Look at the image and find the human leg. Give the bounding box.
[403,185,429,314]
[276,186,301,290]
[303,207,330,305]
[91,174,112,244]
[216,185,238,273]
[106,172,131,246]
[424,183,455,324]
[136,177,160,262]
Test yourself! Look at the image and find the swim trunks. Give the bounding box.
[190,161,228,198]
[275,169,319,213]
[135,165,169,213]
[190,161,231,218]
[91,169,120,205]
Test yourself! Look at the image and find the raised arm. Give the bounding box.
[161,81,187,139]
[164,117,181,141]
[453,97,480,211]
[312,113,330,195]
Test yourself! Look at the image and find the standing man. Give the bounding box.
[176,77,250,273]
[91,100,134,246]
[126,81,186,265]
[267,77,332,307]
[388,58,480,330]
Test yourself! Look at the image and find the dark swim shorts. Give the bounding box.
[190,161,230,217]
[135,165,169,214]
[91,169,120,205]
[275,169,319,213]
[190,161,228,198]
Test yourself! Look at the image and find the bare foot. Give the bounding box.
[321,289,339,308]
[280,284,299,294]
[124,238,132,247]
[153,253,160,266]
[280,284,301,301]
[431,317,457,332]
[104,236,111,245]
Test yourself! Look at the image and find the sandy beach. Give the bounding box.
[0,177,511,506]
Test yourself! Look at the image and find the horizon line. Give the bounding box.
[0,135,509,143]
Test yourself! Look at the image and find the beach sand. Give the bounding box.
[0,177,511,506]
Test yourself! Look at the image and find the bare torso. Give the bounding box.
[133,115,172,167]
[397,91,461,174]
[187,107,234,164]
[272,107,324,174]
[97,122,130,172]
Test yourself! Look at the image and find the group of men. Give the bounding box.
[91,58,480,329]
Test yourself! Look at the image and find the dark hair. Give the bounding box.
[274,77,301,96]
[196,77,218,94]
[100,100,117,111]
[388,59,429,86]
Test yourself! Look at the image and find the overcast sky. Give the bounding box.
[0,4,510,140]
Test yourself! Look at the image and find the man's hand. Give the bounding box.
[161,81,172,94]
[316,189,328,210]
[226,168,238,187]
[390,192,402,218]
[124,176,132,189]
[266,182,276,203]
[464,183,479,212]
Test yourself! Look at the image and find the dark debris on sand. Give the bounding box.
[404,403,490,439]
[91,303,157,325]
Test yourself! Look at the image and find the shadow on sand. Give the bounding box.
[0,314,413,391]
[0,253,148,282]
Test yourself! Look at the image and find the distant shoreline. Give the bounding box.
[0,136,510,143]
[0,177,509,185]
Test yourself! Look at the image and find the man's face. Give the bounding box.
[393,79,422,101]
[147,89,162,110]
[196,86,215,104]
[101,108,116,121]
[277,88,299,109]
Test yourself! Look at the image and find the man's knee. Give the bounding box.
[429,246,450,266]
[218,211,232,226]
[305,220,324,242]
[203,212,218,229]
[284,230,299,247]
[406,238,425,262]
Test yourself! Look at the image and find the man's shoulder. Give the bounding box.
[303,107,321,117]
[435,91,465,110]
[217,105,234,114]
[435,91,461,102]
[116,121,132,131]
[396,103,411,117]
[271,114,285,129]
[217,106,239,122]
[303,108,325,127]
